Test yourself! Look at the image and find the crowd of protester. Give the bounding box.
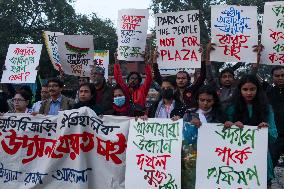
[0,44,283,188]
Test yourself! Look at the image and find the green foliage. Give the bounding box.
[0,0,117,78]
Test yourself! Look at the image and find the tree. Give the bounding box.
[0,0,117,79]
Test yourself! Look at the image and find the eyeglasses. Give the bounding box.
[12,98,26,102]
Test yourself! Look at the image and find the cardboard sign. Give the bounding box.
[1,44,42,83]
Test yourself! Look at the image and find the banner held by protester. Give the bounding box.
[125,118,182,189]
[210,5,258,63]
[43,31,64,71]
[94,50,109,80]
[0,107,130,189]
[117,9,149,61]
[195,124,268,189]
[58,35,94,77]
[1,44,42,84]
[261,2,284,65]
[155,10,201,75]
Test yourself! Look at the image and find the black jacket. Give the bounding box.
[148,99,186,118]
[267,85,284,137]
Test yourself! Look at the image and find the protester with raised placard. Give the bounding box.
[114,52,152,110]
[39,78,74,115]
[224,74,278,187]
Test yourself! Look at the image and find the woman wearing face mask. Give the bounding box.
[112,85,131,116]
[184,85,225,127]
[73,83,103,115]
[146,77,186,120]
[224,74,278,188]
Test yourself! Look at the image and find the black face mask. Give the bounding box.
[161,89,174,99]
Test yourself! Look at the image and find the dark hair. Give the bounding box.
[0,92,9,113]
[162,76,177,88]
[79,83,96,96]
[232,74,269,125]
[126,72,142,84]
[47,78,64,88]
[220,68,234,78]
[79,83,96,103]
[271,65,284,75]
[15,88,33,108]
[194,85,225,122]
[176,71,190,81]
[42,83,48,88]
[113,84,124,95]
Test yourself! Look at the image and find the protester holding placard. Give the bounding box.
[224,74,278,187]
[183,85,225,126]
[39,78,74,115]
[114,53,152,110]
[147,77,186,120]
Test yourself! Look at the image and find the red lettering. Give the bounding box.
[159,38,175,47]
[182,36,199,47]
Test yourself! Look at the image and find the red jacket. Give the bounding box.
[114,63,152,108]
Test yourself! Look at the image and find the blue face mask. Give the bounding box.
[113,96,126,107]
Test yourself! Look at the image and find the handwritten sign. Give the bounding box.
[94,50,109,79]
[155,11,201,75]
[43,31,64,71]
[261,2,284,65]
[0,107,130,189]
[58,35,94,77]
[210,5,258,63]
[195,124,268,189]
[117,9,149,61]
[1,44,42,83]
[125,119,182,189]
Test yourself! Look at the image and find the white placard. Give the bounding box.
[94,50,109,79]
[0,107,130,189]
[155,11,201,75]
[210,5,258,63]
[58,35,94,77]
[43,31,64,71]
[125,118,182,189]
[195,124,268,189]
[261,3,284,65]
[1,44,42,83]
[117,9,149,61]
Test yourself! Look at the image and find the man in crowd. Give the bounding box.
[91,66,113,114]
[39,78,74,115]
[268,66,284,168]
[206,43,236,110]
[32,83,50,113]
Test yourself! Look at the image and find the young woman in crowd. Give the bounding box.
[183,85,225,126]
[112,85,130,116]
[11,88,33,113]
[146,77,186,120]
[73,83,103,115]
[224,74,278,188]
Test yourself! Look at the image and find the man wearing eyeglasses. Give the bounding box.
[39,78,74,115]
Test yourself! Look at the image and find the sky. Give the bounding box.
[73,0,155,32]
